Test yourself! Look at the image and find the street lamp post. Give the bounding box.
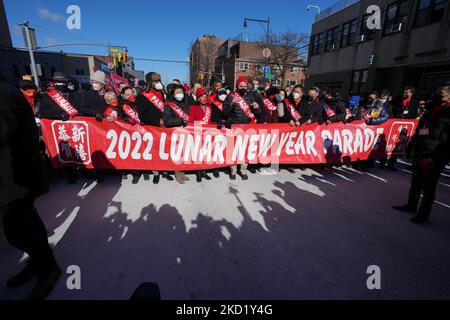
[18,21,39,88]
[243,17,270,53]
[306,5,321,21]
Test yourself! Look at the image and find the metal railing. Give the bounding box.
[316,0,360,22]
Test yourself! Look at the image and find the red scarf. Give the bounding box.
[46,88,78,116]
[324,104,336,118]
[262,98,277,111]
[402,97,411,108]
[122,103,141,124]
[104,106,119,120]
[230,92,257,123]
[166,102,189,122]
[200,105,212,124]
[284,99,302,122]
[141,90,165,113]
[345,108,353,120]
[213,101,223,111]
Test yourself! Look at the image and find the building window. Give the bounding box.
[351,69,369,94]
[289,66,300,73]
[75,69,86,75]
[325,27,339,52]
[311,32,324,55]
[50,67,56,78]
[239,62,249,71]
[25,65,31,75]
[341,19,358,48]
[384,0,410,35]
[286,80,297,86]
[414,0,447,27]
[12,65,20,78]
[273,79,281,86]
[359,14,378,42]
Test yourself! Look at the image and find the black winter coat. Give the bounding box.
[393,99,419,119]
[37,90,75,119]
[0,80,49,199]
[222,91,264,124]
[72,89,106,117]
[278,96,305,123]
[411,102,450,165]
[136,91,163,127]
[163,97,190,128]
[323,97,346,123]
[303,98,324,124]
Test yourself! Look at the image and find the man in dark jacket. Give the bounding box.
[72,70,107,121]
[136,72,165,127]
[0,78,61,300]
[222,76,263,180]
[37,71,77,120]
[393,82,450,224]
[387,86,420,170]
[322,88,346,124]
[304,87,324,125]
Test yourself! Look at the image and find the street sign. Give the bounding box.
[262,66,270,73]
[263,47,271,59]
[265,73,275,80]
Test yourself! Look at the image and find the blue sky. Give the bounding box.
[4,0,334,83]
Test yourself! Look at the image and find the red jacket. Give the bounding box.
[188,104,213,124]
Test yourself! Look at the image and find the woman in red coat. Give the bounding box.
[189,87,213,182]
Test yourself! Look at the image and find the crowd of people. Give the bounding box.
[1,66,449,301]
[7,69,450,223]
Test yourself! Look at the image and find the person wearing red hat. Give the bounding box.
[188,87,214,182]
[223,76,264,180]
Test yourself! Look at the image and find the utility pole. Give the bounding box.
[18,21,39,88]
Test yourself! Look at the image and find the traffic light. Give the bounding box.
[118,52,123,62]
[123,52,128,62]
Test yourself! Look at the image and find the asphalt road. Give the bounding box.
[1,160,449,299]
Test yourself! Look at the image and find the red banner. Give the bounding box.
[40,117,418,170]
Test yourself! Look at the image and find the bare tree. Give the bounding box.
[258,29,309,86]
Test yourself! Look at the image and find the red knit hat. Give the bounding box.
[195,87,207,99]
[235,76,249,88]
[183,84,191,92]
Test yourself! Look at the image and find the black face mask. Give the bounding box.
[237,88,247,96]
[305,95,313,101]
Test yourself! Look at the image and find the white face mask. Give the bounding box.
[174,93,184,101]
[293,92,301,100]
[154,82,163,90]
[379,98,387,104]
[279,94,285,100]
[92,83,102,91]
[226,89,231,95]
[218,94,227,102]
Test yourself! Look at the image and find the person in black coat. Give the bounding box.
[136,72,165,127]
[393,82,450,224]
[162,84,191,184]
[38,72,76,120]
[0,78,61,300]
[222,77,264,126]
[322,88,346,124]
[222,76,263,180]
[304,87,324,124]
[72,70,107,121]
